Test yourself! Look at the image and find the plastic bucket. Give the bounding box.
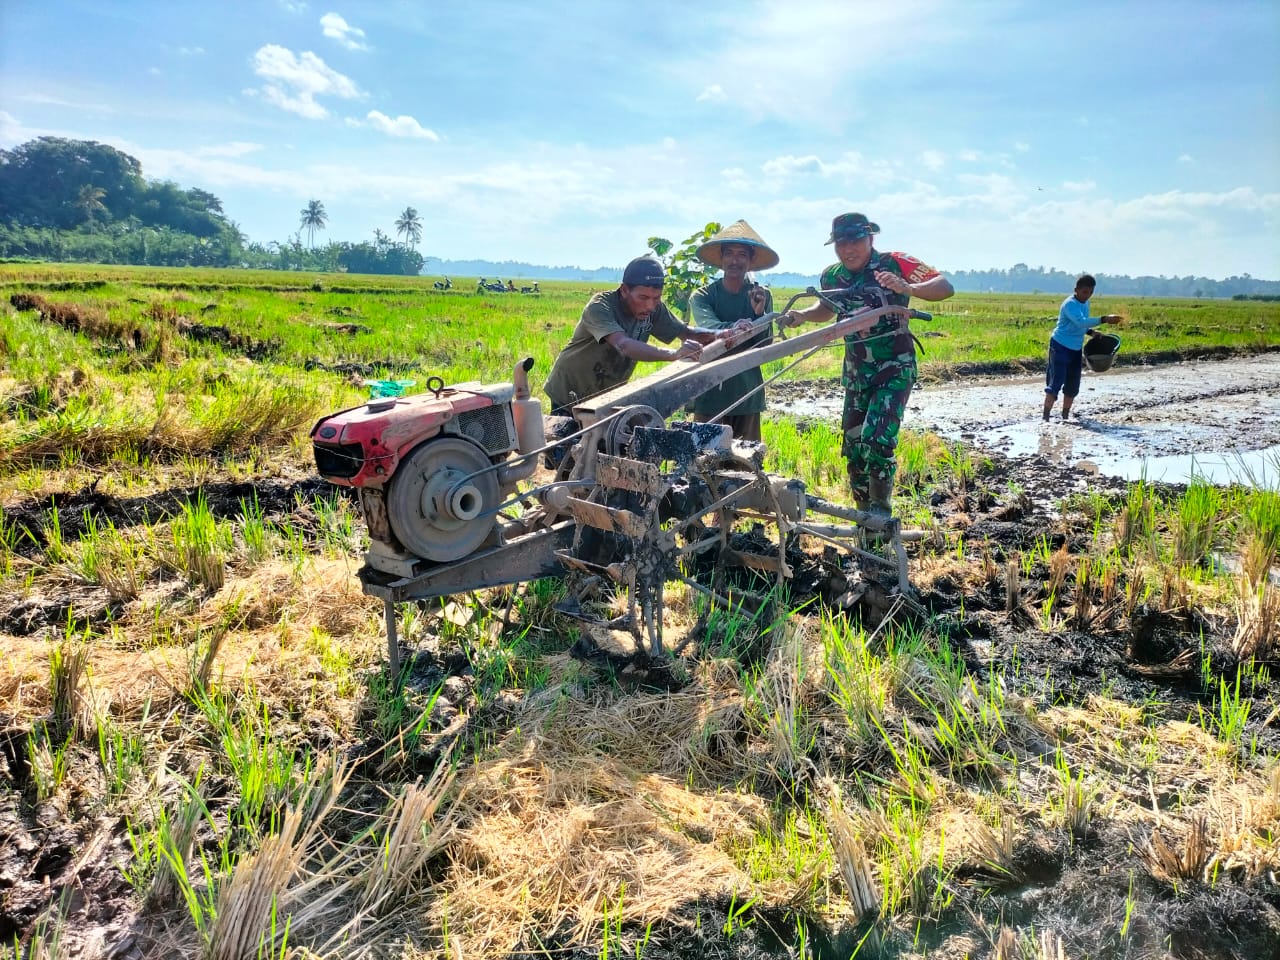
[1083,333,1121,372]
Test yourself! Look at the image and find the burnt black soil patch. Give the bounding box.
[3,475,339,558]
[174,317,280,360]
[304,357,422,378]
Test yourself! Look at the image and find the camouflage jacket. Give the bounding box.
[820,250,940,365]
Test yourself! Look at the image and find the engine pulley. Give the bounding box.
[387,437,499,562]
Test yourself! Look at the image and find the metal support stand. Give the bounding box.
[384,598,401,682]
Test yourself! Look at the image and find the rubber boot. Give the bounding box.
[867,474,894,520]
[849,470,870,513]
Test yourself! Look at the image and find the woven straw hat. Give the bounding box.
[695,220,780,271]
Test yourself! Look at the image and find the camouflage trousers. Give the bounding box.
[840,354,916,500]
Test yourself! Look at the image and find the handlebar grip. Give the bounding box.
[908,309,932,321]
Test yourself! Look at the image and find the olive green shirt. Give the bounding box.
[687,279,773,416]
[543,289,685,410]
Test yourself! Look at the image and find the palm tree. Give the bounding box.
[394,206,422,249]
[300,200,328,248]
[76,185,107,226]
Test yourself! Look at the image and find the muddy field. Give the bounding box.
[1,353,1278,960]
[773,353,1280,490]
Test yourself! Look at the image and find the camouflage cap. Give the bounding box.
[824,212,881,245]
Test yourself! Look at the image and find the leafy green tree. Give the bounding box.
[647,221,721,318]
[0,137,144,228]
[75,185,107,226]
[337,240,424,275]
[187,188,224,215]
[300,200,328,248]
[394,206,422,249]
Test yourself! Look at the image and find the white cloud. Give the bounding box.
[762,155,824,176]
[696,84,727,103]
[0,111,34,146]
[178,46,205,56]
[920,150,945,172]
[1014,142,1030,153]
[195,141,264,158]
[12,92,113,113]
[250,44,361,119]
[279,0,307,12]
[955,148,1015,169]
[1177,154,1195,164]
[760,151,897,187]
[148,67,162,76]
[320,12,370,51]
[1116,186,1279,219]
[674,1,973,125]
[721,167,750,190]
[349,110,440,140]
[1062,179,1095,193]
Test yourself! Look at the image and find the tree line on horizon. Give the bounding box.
[0,137,422,275]
[1,136,1275,296]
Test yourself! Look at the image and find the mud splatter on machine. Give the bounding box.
[312,291,929,669]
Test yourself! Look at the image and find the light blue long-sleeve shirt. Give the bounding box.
[1051,295,1101,351]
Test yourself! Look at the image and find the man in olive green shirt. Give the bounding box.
[687,220,779,441]
[543,255,740,414]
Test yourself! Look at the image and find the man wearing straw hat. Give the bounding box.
[686,220,779,441]
[780,213,954,518]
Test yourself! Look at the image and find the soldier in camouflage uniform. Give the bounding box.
[780,213,954,516]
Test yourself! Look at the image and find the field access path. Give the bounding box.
[772,352,1280,488]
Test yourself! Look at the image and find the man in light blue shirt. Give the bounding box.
[1044,274,1122,421]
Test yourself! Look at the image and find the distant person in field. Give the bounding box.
[779,212,954,518]
[542,255,746,415]
[685,220,778,442]
[1044,274,1122,422]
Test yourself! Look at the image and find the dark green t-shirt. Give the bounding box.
[543,288,685,409]
[687,278,773,416]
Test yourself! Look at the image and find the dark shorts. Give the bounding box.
[1045,336,1083,398]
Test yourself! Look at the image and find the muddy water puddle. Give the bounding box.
[772,354,1280,487]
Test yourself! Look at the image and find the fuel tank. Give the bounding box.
[311,383,518,487]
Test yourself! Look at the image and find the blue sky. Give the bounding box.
[2,0,1277,280]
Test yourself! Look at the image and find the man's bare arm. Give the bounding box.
[603,331,701,361]
[875,271,955,301]
[779,302,836,328]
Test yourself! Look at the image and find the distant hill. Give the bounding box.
[425,258,1280,299]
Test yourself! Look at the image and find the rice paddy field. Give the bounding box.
[1,263,1278,960]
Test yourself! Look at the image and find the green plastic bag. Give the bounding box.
[364,379,416,399]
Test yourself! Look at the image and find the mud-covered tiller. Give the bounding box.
[311,290,931,672]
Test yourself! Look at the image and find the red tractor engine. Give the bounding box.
[311,360,543,573]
